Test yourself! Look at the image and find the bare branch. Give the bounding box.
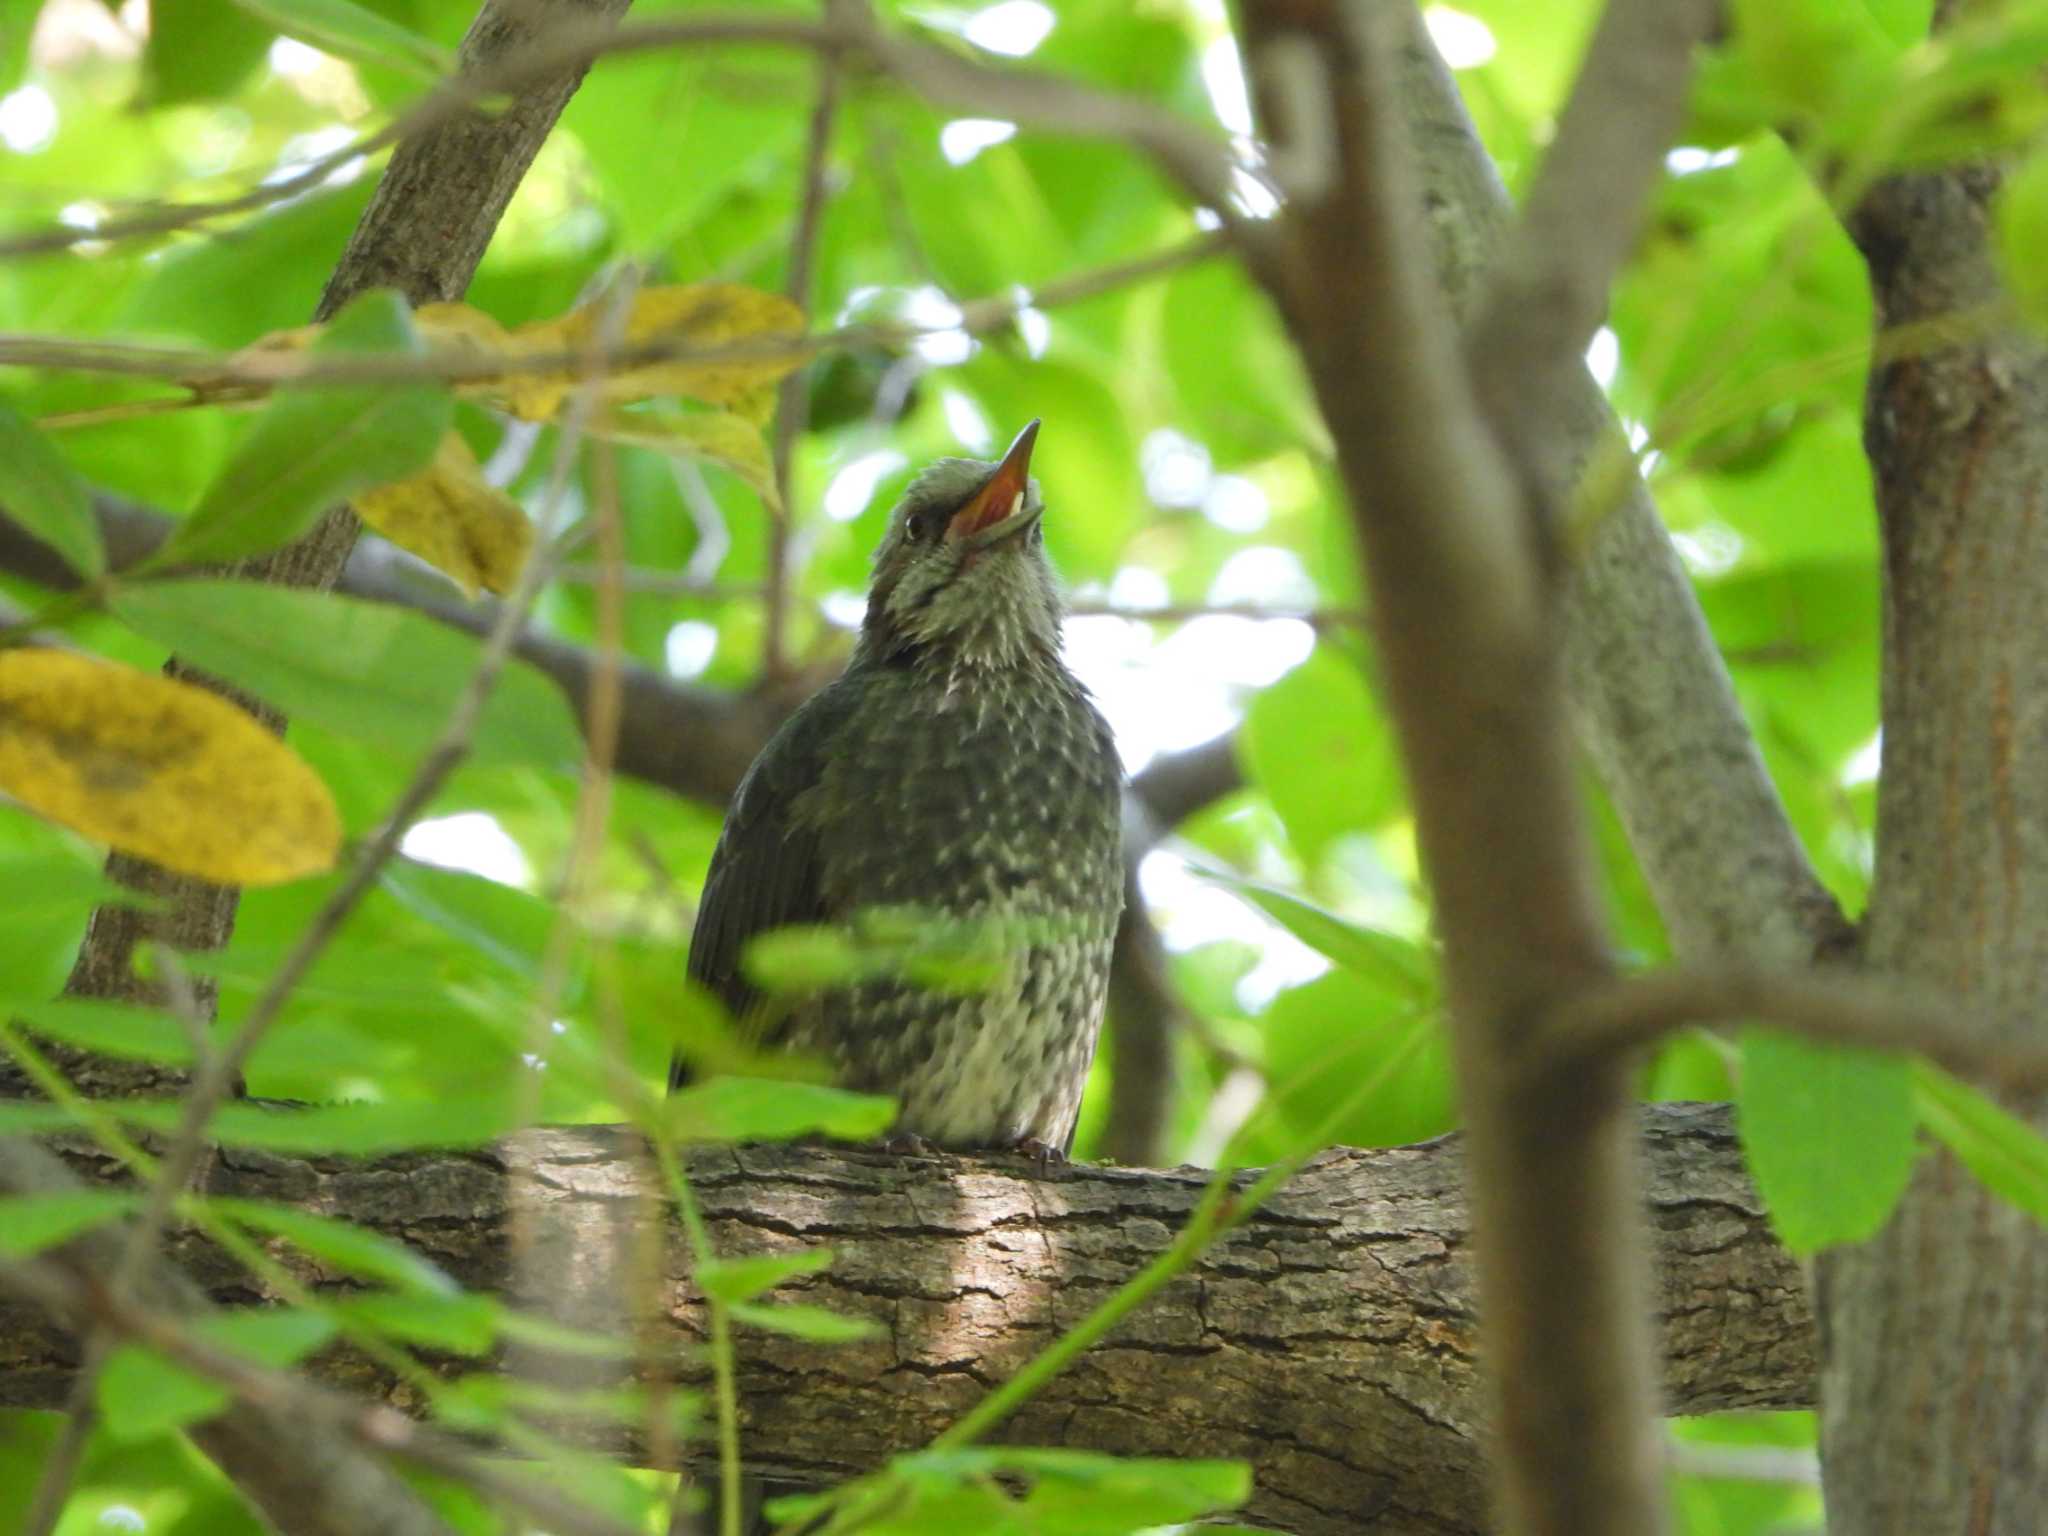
[1464,0,1719,490]
[1540,965,2048,1092]
[764,27,847,678]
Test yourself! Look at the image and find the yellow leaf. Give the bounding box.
[509,283,807,421]
[413,301,518,357]
[356,433,533,597]
[0,650,341,886]
[590,405,781,512]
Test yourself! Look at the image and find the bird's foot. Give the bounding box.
[878,1130,943,1158]
[998,1136,1066,1166]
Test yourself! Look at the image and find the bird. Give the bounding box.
[672,420,1125,1155]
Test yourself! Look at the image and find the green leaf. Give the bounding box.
[772,1448,1251,1535]
[121,1094,516,1154]
[1996,146,2048,331]
[378,858,560,977]
[1194,869,1436,1002]
[15,998,195,1065]
[742,925,868,992]
[697,1248,835,1305]
[1913,1063,2048,1228]
[111,580,584,772]
[139,0,273,106]
[1738,1030,1918,1254]
[0,1102,86,1137]
[0,403,104,578]
[232,0,453,80]
[1241,649,1401,863]
[0,855,154,920]
[201,1306,339,1368]
[211,1198,459,1293]
[331,1292,501,1356]
[99,1308,337,1441]
[666,1078,896,1143]
[0,1191,137,1257]
[98,1347,231,1441]
[163,291,450,564]
[1256,974,1452,1158]
[728,1300,880,1342]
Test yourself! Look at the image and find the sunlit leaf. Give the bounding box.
[0,649,341,885]
[1240,649,1401,864]
[592,404,780,511]
[505,282,806,421]
[1194,869,1435,1002]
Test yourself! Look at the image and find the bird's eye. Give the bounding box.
[905,511,934,543]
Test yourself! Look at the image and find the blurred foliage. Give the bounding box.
[4,0,2048,1530]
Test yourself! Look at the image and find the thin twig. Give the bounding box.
[6,235,1226,400]
[1665,1437,1822,1488]
[764,27,845,678]
[1463,0,1720,493]
[0,1256,644,1536]
[1538,964,2048,1094]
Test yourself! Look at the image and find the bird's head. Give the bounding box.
[855,420,1063,669]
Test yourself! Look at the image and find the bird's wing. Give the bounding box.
[676,687,854,1086]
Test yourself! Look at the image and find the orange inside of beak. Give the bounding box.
[945,419,1041,542]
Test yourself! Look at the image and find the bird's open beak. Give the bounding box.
[946,419,1042,548]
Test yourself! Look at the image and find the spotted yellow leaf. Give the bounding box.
[507,283,807,423]
[356,432,533,597]
[590,405,780,512]
[0,650,340,886]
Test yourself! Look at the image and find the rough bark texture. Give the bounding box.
[0,1105,1810,1536]
[1819,164,2048,1536]
[57,0,632,1042]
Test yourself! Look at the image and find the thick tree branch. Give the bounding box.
[1384,8,1847,966]
[0,1104,1810,1536]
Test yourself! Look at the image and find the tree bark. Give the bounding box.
[1819,162,2048,1535]
[0,1104,1810,1536]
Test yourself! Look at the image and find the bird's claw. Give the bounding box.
[999,1136,1065,1166]
[879,1130,942,1158]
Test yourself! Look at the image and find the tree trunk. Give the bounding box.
[1820,164,2048,1535]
